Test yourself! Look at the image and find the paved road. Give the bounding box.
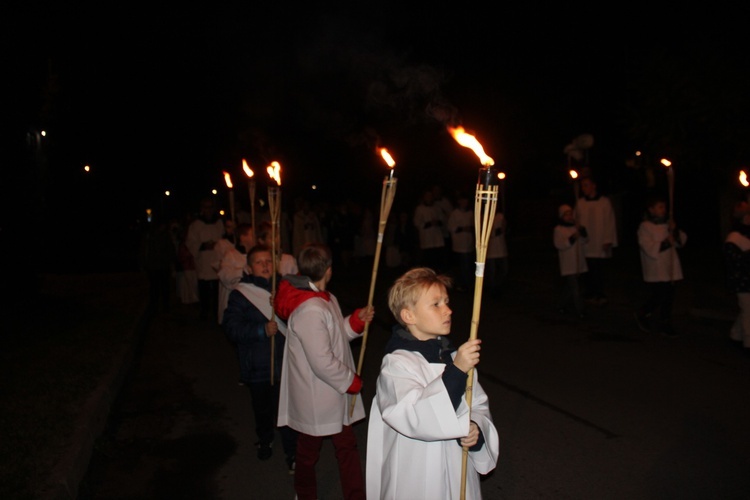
[77,241,750,499]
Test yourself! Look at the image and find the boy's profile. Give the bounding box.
[366,267,499,499]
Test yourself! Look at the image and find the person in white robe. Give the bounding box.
[485,211,508,297]
[186,197,225,320]
[216,223,255,325]
[413,189,447,272]
[257,220,298,277]
[577,176,618,305]
[635,194,686,337]
[274,243,373,500]
[554,204,588,318]
[447,192,475,292]
[367,267,499,500]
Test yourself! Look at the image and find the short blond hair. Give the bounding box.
[388,267,452,326]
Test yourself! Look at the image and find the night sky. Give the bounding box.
[6,6,750,271]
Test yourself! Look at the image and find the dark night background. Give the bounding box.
[5,6,750,282]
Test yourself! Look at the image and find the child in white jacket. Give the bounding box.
[553,204,588,318]
[366,267,499,499]
[635,194,687,337]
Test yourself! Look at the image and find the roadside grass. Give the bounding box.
[0,273,148,499]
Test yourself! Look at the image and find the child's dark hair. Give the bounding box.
[297,243,332,281]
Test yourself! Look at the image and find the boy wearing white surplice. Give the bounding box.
[554,204,588,318]
[366,267,499,500]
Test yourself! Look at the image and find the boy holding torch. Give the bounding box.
[554,204,588,319]
[274,243,374,500]
[635,193,687,337]
[366,267,499,500]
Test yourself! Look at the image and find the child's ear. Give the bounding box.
[400,308,415,326]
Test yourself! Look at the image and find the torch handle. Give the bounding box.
[667,169,675,281]
[249,181,256,233]
[668,169,675,222]
[460,182,498,500]
[268,187,281,386]
[349,177,396,418]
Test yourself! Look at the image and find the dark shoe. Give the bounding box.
[634,312,652,333]
[256,442,273,460]
[286,455,296,475]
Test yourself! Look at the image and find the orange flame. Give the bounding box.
[569,170,579,179]
[661,158,672,168]
[740,170,749,188]
[498,172,506,180]
[447,126,494,167]
[379,148,396,168]
[267,161,282,186]
[223,171,233,189]
[242,159,254,178]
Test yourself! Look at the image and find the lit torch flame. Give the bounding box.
[379,147,396,179]
[243,159,254,179]
[223,171,233,189]
[661,158,672,168]
[267,161,282,186]
[379,148,395,168]
[569,170,579,180]
[740,170,749,188]
[447,126,494,167]
[498,172,506,180]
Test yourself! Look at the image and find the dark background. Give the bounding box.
[5,6,750,277]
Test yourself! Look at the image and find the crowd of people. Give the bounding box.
[135,170,749,498]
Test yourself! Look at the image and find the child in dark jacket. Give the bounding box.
[222,245,298,473]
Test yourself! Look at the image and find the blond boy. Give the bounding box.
[366,267,499,499]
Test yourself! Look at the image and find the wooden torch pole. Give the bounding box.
[268,184,281,385]
[460,167,498,499]
[243,159,256,233]
[350,169,397,417]
[663,159,675,283]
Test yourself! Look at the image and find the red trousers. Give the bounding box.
[294,425,365,500]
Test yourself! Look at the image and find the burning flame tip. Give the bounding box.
[267,161,282,185]
[379,147,396,168]
[242,159,254,177]
[447,125,494,167]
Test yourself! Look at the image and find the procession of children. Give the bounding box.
[158,154,745,499]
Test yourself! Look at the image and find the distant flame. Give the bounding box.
[243,159,254,178]
[447,126,494,167]
[740,170,749,188]
[660,158,672,167]
[497,172,506,180]
[379,148,396,168]
[267,161,282,186]
[223,171,233,189]
[569,170,579,179]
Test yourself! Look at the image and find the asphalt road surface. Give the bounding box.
[77,241,750,499]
